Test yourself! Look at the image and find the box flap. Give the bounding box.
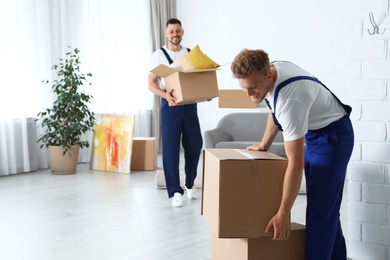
[150,64,177,78]
[205,148,287,161]
[180,68,219,73]
[150,64,219,78]
[205,148,249,160]
[290,222,306,231]
[234,149,287,160]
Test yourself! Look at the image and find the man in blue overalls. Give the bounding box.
[148,18,203,207]
[231,49,354,259]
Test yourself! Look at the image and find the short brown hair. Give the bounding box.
[231,49,270,79]
[166,18,182,28]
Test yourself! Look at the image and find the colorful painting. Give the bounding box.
[90,114,135,174]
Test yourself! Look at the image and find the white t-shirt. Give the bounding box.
[149,45,190,90]
[266,61,347,141]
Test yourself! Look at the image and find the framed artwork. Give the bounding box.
[90,114,135,174]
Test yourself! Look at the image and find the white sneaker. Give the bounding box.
[185,186,198,200]
[172,192,184,207]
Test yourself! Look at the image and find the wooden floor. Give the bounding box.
[0,154,348,260]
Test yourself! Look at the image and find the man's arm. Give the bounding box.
[148,72,177,106]
[247,111,279,151]
[264,136,305,240]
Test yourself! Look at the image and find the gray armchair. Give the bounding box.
[204,112,286,157]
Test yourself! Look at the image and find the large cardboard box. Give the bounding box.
[201,149,288,238]
[150,64,219,105]
[211,222,306,260]
[218,89,257,108]
[130,137,157,171]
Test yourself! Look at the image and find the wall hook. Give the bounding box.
[367,12,386,35]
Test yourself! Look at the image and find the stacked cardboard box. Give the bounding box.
[211,222,305,260]
[201,149,306,259]
[130,137,157,171]
[218,89,257,108]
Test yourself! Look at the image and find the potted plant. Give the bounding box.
[36,47,95,174]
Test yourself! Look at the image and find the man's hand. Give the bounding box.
[265,211,291,240]
[247,142,267,151]
[265,137,305,241]
[165,89,177,106]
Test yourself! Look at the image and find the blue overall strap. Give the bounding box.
[264,98,282,131]
[265,76,352,132]
[160,48,173,64]
[160,47,191,65]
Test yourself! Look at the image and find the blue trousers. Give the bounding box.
[304,115,354,260]
[160,99,203,198]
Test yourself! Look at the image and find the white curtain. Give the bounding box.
[149,0,174,153]
[0,0,153,175]
[81,0,152,115]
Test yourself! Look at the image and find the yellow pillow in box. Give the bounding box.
[171,45,220,71]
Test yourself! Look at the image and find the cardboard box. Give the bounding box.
[150,64,219,105]
[211,222,306,260]
[201,149,288,238]
[218,89,257,108]
[130,137,157,171]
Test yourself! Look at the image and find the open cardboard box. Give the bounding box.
[150,64,219,105]
[201,149,288,238]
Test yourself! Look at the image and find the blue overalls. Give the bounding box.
[160,48,203,198]
[265,76,354,260]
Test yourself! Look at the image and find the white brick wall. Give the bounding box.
[349,0,390,259]
[364,224,390,245]
[349,39,386,59]
[349,241,388,260]
[349,221,363,242]
[364,60,390,79]
[352,121,386,141]
[348,60,362,80]
[362,102,390,121]
[351,0,388,18]
[363,143,390,162]
[348,162,386,183]
[348,80,386,101]
[348,201,387,224]
[364,183,390,204]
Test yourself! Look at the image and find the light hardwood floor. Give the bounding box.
[0,153,348,260]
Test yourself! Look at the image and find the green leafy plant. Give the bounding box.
[36,47,95,155]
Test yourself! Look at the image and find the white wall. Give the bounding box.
[347,0,390,259]
[177,0,390,258]
[176,0,350,134]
